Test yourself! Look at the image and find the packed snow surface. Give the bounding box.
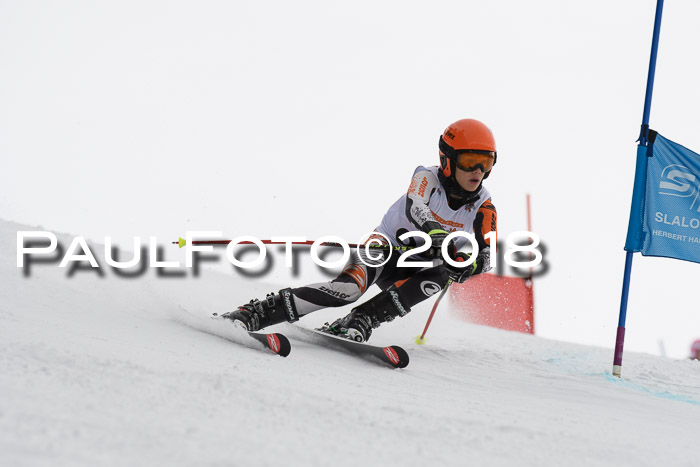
[2,220,699,466]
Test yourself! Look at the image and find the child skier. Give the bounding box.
[222,118,498,342]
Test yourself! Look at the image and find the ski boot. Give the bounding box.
[221,288,299,332]
[322,286,411,343]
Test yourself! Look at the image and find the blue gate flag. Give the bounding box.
[625,131,700,264]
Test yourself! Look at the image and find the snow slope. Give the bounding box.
[2,219,699,467]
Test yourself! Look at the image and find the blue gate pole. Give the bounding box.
[613,0,664,377]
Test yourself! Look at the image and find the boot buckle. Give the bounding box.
[251,299,264,314]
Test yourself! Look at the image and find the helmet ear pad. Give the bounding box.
[439,152,452,177]
[438,135,455,178]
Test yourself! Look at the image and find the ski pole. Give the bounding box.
[173,237,414,252]
[415,278,453,345]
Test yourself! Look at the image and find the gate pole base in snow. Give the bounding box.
[612,251,634,378]
[613,326,626,377]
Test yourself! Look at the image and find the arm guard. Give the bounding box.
[473,199,497,249]
[404,169,442,233]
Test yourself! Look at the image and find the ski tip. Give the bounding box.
[383,345,409,369]
[266,333,292,357]
[178,237,187,248]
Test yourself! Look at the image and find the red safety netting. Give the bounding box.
[449,273,534,334]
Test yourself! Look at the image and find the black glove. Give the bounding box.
[426,228,449,259]
[443,247,491,283]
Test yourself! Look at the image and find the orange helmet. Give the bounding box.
[439,119,497,180]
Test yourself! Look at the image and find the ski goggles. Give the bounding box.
[455,150,496,172]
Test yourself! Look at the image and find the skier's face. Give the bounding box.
[455,166,485,192]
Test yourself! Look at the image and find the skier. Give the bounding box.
[691,339,700,361]
[222,118,498,342]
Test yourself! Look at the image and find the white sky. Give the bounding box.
[2,0,699,358]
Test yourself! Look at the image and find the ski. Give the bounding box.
[295,326,409,369]
[212,312,291,357]
[247,330,292,357]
